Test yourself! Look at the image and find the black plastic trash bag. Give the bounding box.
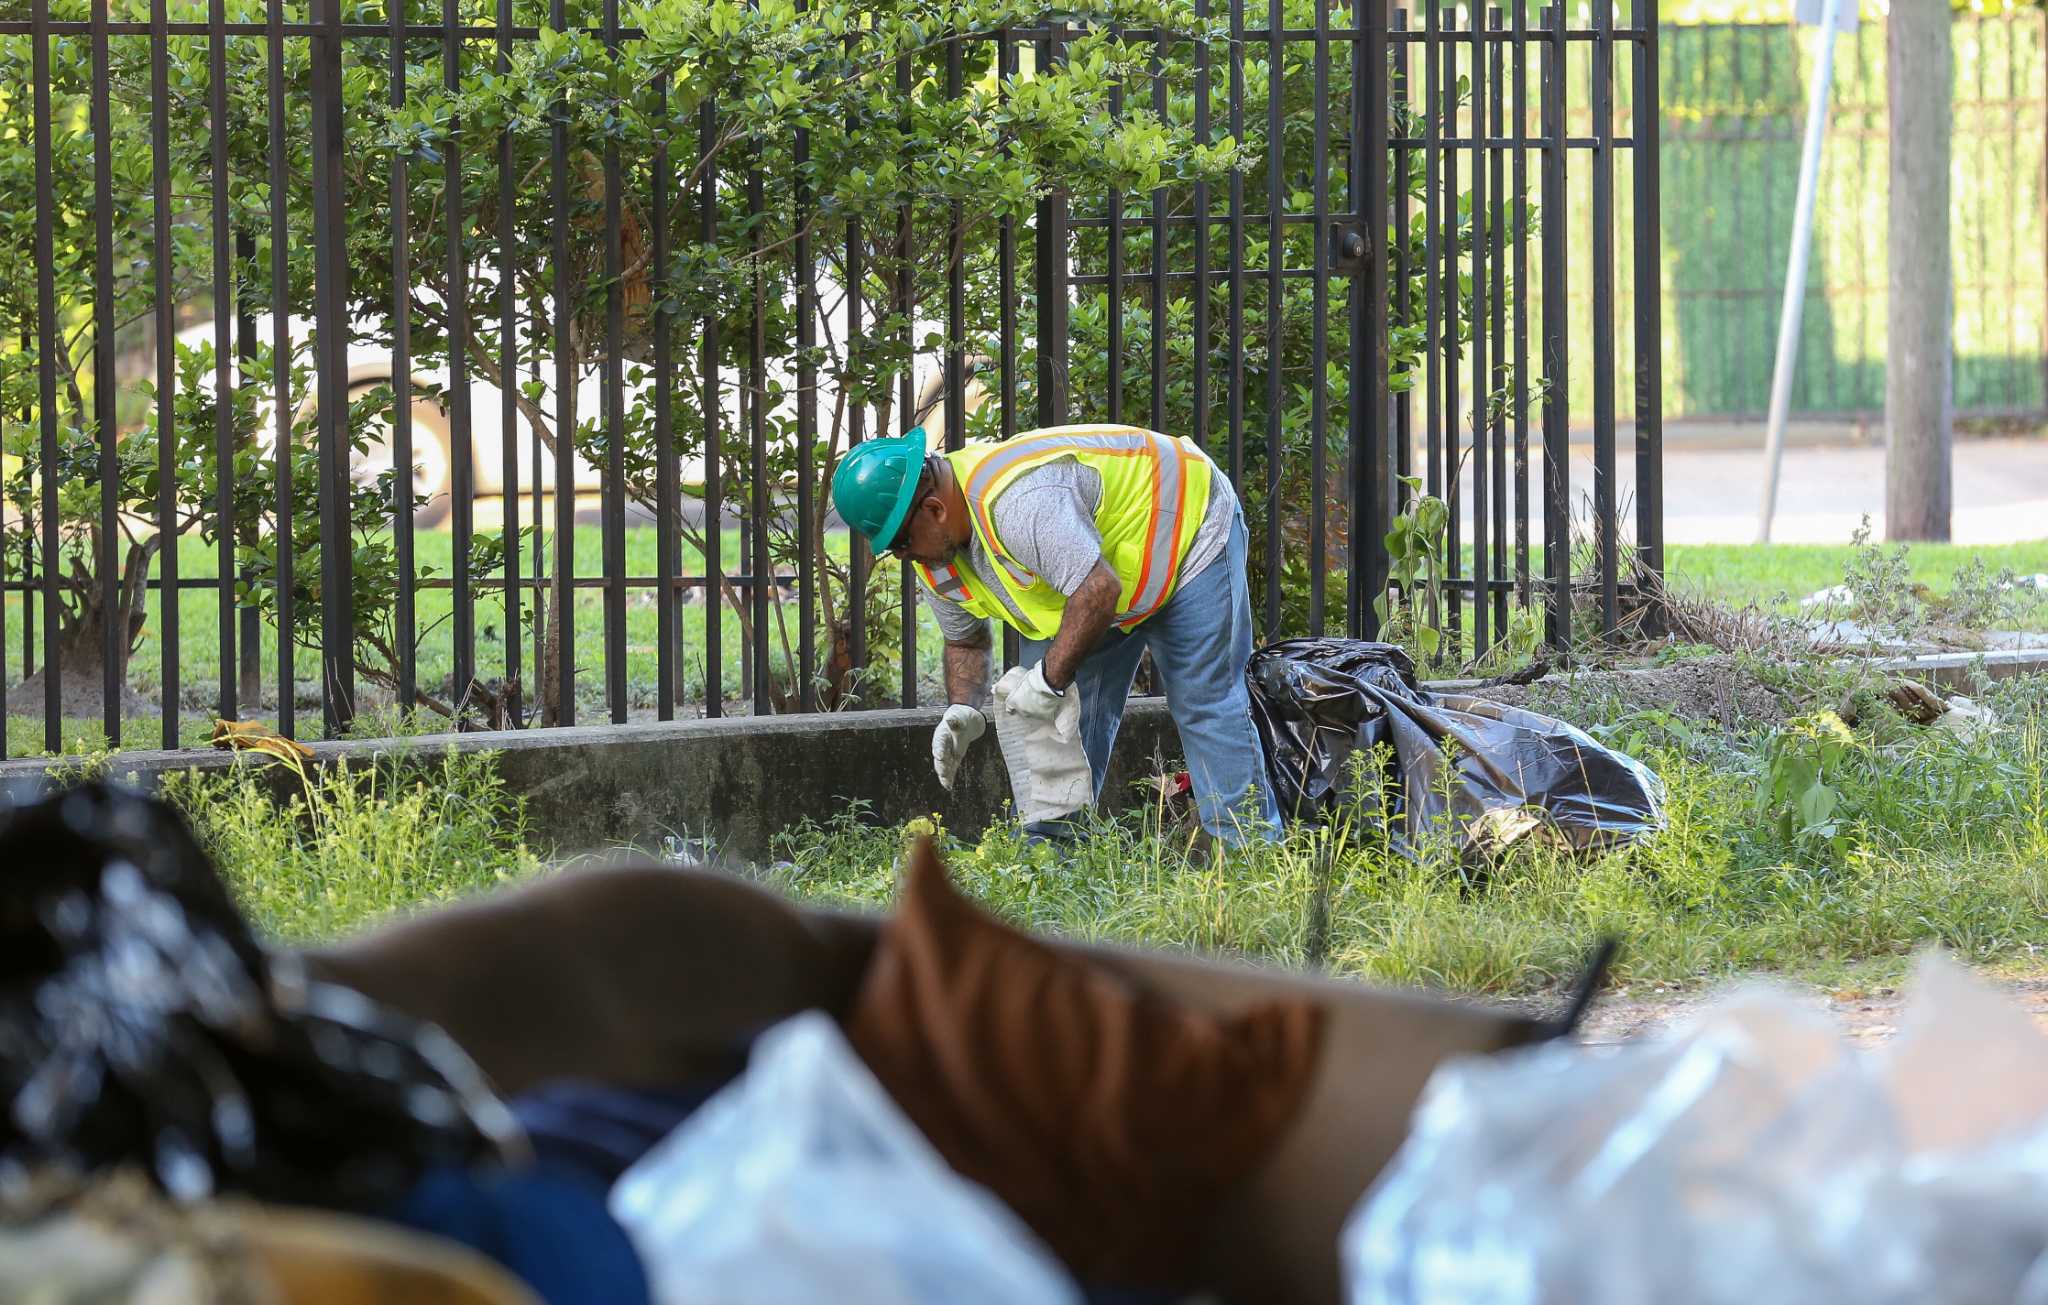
[0,782,522,1208]
[1248,639,1665,855]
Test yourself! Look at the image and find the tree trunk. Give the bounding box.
[13,603,153,726]
[1884,0,1954,541]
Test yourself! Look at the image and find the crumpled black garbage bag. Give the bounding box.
[0,782,522,1209]
[1248,639,1666,855]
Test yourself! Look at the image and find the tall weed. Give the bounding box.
[767,676,2048,995]
[163,748,544,942]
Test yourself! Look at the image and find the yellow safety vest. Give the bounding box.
[916,425,1214,642]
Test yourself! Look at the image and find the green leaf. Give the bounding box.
[1798,781,1839,832]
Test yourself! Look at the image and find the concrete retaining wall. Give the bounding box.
[0,702,1185,863]
[8,646,2044,862]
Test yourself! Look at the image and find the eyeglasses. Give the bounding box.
[884,472,937,556]
[883,497,926,557]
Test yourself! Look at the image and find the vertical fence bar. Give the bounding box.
[795,10,818,710]
[92,0,121,745]
[390,0,417,714]
[1592,0,1619,635]
[1489,6,1507,637]
[998,26,1020,671]
[1264,0,1284,638]
[1512,0,1531,608]
[747,147,770,714]
[700,100,724,717]
[1150,26,1168,432]
[1394,8,1412,497]
[1468,0,1490,657]
[152,0,180,748]
[1351,0,1391,638]
[550,0,576,726]
[601,0,628,723]
[945,31,966,460]
[1541,1,1570,646]
[1631,0,1663,582]
[654,72,678,721]
[15,339,27,698]
[847,190,867,687]
[1441,5,1462,642]
[446,0,476,710]
[309,0,354,733]
[33,0,60,753]
[266,0,292,737]
[1309,0,1330,635]
[16,469,26,689]
[1423,0,1441,523]
[1036,25,1072,437]
[896,52,916,710]
[1346,1,1364,639]
[1108,25,1126,425]
[1192,0,1212,456]
[532,338,544,699]
[498,0,521,726]
[234,234,262,713]
[1227,0,1246,490]
[209,0,236,724]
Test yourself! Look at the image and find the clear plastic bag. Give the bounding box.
[1345,952,2048,1305]
[609,1011,1081,1305]
[991,665,1091,826]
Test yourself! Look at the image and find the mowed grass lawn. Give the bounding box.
[5,531,2047,756]
[1666,540,2048,619]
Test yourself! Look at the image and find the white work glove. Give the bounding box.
[932,704,987,791]
[1005,662,1082,743]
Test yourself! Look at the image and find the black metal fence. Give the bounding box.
[0,0,1660,755]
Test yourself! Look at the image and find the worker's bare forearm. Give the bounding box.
[943,628,992,708]
[1043,562,1121,691]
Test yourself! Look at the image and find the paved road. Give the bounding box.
[1653,436,2048,546]
[1449,435,2048,547]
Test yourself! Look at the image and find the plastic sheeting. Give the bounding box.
[1346,952,2048,1305]
[1247,639,1665,855]
[611,1011,1081,1305]
[992,665,1091,827]
[0,782,522,1209]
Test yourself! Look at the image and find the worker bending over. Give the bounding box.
[832,424,1281,845]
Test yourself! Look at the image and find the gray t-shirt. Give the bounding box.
[926,453,1238,644]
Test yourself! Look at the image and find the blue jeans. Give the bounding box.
[1023,513,1281,845]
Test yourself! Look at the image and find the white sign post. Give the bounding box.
[1757,0,1855,542]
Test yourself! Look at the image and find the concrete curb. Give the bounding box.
[6,648,2044,860]
[0,701,1185,863]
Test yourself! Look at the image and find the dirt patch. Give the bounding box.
[1471,655,1798,732]
[1576,975,2048,1046]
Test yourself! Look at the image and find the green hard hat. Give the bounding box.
[833,428,928,552]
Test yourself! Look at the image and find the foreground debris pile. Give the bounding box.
[0,782,1588,1305]
[10,781,2044,1304]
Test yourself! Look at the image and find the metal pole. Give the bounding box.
[1757,0,1844,542]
